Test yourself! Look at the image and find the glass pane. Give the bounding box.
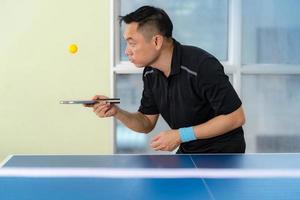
[115,73,233,154]
[242,75,300,152]
[119,0,228,62]
[115,74,170,154]
[242,0,300,64]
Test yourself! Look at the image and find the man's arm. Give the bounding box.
[115,108,159,133]
[150,106,245,151]
[87,95,159,134]
[193,106,245,139]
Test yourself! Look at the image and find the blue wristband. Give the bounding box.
[179,127,197,143]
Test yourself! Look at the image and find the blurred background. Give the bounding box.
[1,0,300,161]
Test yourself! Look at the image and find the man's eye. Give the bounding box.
[129,43,136,47]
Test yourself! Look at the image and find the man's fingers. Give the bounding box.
[104,105,114,117]
[94,104,110,117]
[93,102,109,111]
[93,101,107,108]
[84,95,107,107]
[96,106,110,116]
[150,140,162,149]
[150,135,160,143]
[153,144,167,151]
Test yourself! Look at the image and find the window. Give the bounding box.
[242,75,300,152]
[115,74,182,154]
[241,0,300,152]
[242,0,300,65]
[111,0,300,153]
[119,0,228,61]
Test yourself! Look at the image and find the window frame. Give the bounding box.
[110,0,300,153]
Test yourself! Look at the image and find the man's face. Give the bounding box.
[123,22,159,67]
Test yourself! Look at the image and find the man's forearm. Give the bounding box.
[114,108,154,133]
[193,107,245,139]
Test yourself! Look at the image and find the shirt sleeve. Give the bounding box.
[197,58,242,115]
[138,68,159,115]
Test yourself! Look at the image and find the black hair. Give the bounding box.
[119,6,173,38]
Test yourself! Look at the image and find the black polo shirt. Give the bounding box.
[138,39,245,153]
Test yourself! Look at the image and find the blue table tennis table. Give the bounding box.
[1,154,300,200]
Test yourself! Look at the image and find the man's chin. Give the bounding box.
[131,62,145,68]
[135,64,146,68]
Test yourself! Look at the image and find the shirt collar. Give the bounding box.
[169,38,182,77]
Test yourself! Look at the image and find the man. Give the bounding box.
[87,6,246,153]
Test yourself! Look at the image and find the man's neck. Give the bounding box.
[151,39,174,77]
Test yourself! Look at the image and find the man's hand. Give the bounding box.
[150,129,181,152]
[84,95,118,118]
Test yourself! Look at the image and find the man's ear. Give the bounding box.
[153,35,164,50]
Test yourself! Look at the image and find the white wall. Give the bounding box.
[0,0,112,161]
